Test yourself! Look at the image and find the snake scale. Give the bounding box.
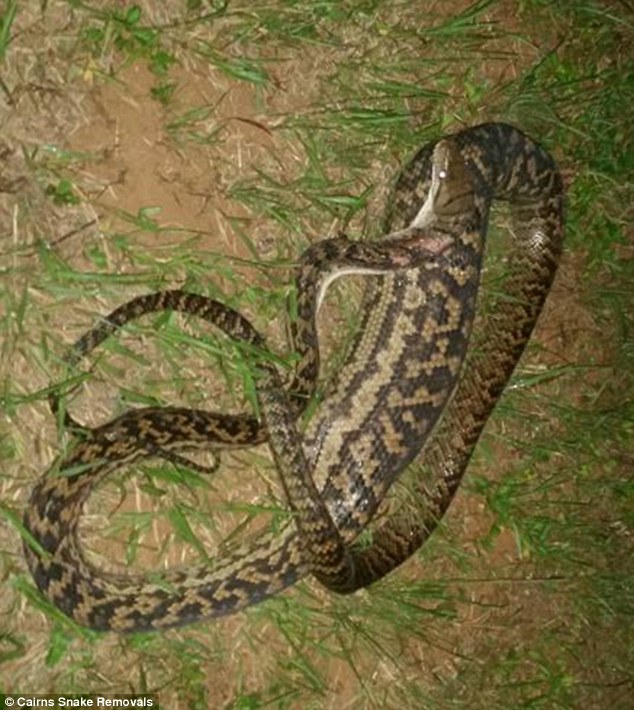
[23,123,564,632]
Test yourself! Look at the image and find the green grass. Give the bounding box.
[0,0,633,708]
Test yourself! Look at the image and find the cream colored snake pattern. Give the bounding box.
[23,123,564,631]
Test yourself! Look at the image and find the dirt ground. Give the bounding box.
[0,2,632,709]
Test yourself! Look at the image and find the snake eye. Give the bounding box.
[438,168,448,179]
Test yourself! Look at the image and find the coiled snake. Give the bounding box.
[23,123,564,632]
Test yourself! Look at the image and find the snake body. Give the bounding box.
[23,123,564,631]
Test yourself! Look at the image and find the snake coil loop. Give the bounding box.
[23,123,563,632]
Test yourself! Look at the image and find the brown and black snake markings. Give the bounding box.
[23,123,564,632]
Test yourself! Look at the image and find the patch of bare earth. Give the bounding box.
[1,1,630,708]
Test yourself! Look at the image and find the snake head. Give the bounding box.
[410,137,477,231]
[429,139,477,218]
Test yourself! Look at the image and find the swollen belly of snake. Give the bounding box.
[23,123,564,632]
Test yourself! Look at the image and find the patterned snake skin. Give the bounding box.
[23,123,564,631]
